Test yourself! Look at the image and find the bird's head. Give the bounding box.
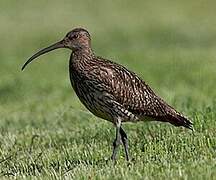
[21,28,91,70]
[64,28,91,50]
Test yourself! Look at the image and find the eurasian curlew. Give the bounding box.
[22,28,193,161]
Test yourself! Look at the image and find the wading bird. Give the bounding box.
[22,28,193,161]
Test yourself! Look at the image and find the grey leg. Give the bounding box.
[111,119,121,161]
[120,127,129,161]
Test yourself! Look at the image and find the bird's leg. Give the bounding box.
[120,127,129,161]
[111,119,121,161]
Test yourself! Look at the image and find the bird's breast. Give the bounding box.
[68,57,113,121]
[69,75,114,121]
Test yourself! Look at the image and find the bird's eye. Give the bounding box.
[72,34,79,39]
[68,34,79,40]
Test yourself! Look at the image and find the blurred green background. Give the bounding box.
[0,0,215,179]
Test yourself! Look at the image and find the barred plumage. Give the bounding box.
[22,27,193,161]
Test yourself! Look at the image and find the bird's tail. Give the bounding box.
[145,98,193,130]
[165,113,193,130]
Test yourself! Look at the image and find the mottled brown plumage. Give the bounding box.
[22,28,193,161]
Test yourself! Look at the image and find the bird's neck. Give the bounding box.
[73,47,94,57]
[71,48,95,67]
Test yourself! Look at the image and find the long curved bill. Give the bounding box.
[21,40,65,71]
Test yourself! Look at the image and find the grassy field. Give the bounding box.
[0,0,216,179]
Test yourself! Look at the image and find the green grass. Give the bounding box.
[0,0,216,179]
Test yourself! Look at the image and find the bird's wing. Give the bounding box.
[90,57,165,116]
[89,57,192,129]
